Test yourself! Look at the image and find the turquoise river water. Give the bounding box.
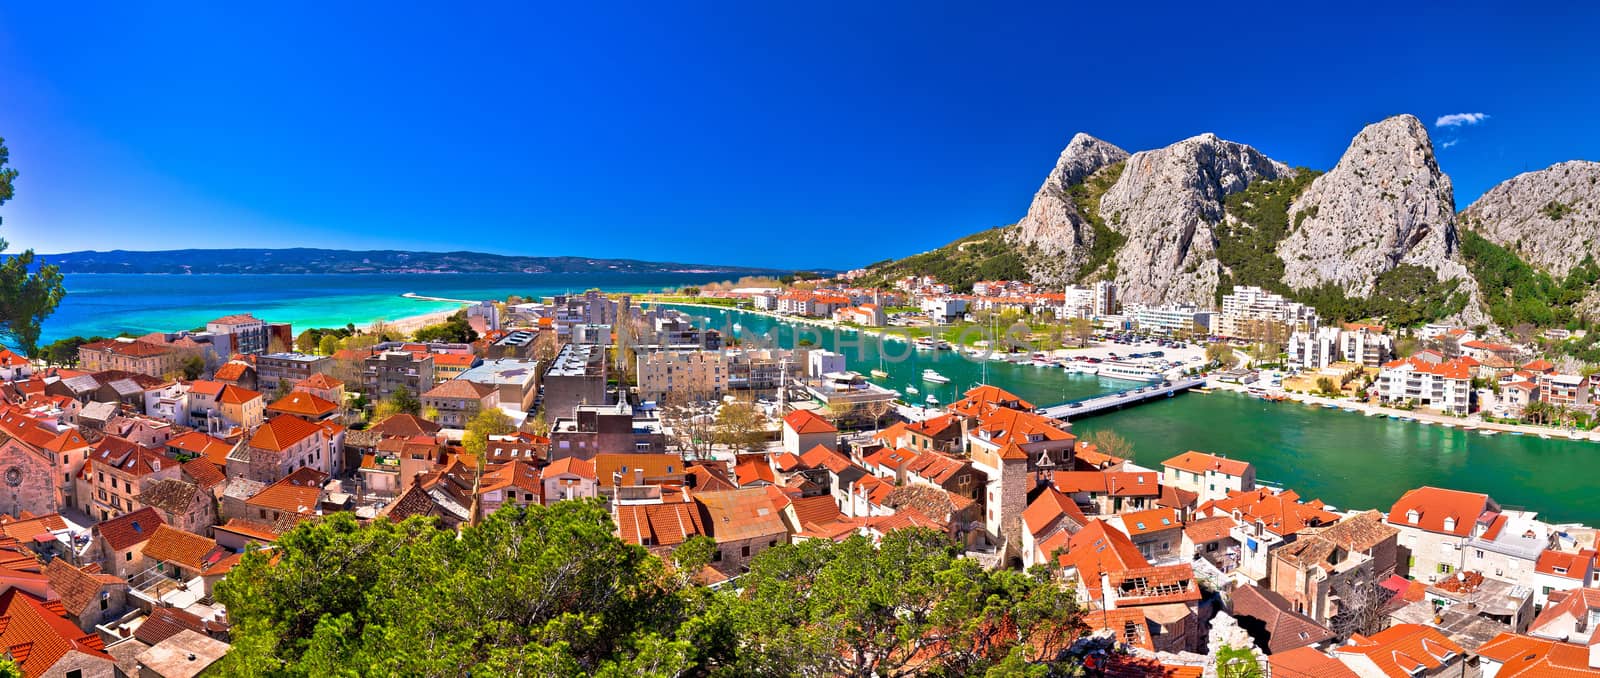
[663,304,1600,526]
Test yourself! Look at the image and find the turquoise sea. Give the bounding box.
[666,304,1600,526]
[46,272,729,341]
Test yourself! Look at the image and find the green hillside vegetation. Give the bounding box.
[1064,161,1127,281]
[858,227,1028,292]
[1460,229,1600,328]
[1214,170,1322,303]
[1297,265,1469,327]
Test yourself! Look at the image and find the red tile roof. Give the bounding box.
[93,507,164,551]
[247,467,328,515]
[1204,488,1340,537]
[212,363,251,383]
[1268,647,1358,678]
[297,372,343,390]
[1476,632,1600,677]
[1386,486,1496,538]
[614,501,705,547]
[783,409,837,435]
[1058,519,1148,577]
[1334,624,1463,677]
[90,436,172,477]
[1162,450,1251,477]
[217,384,262,405]
[696,488,787,542]
[1534,548,1596,580]
[266,391,339,418]
[1051,471,1160,497]
[141,524,222,572]
[1119,508,1180,537]
[248,414,325,452]
[1022,485,1087,537]
[0,588,112,675]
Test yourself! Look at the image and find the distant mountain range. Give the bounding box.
[26,248,790,276]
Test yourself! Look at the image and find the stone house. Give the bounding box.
[227,414,330,483]
[137,478,218,537]
[696,488,788,576]
[86,507,164,577]
[1386,486,1501,584]
[43,557,130,633]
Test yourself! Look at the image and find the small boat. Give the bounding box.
[913,337,937,351]
[1441,422,1455,428]
[905,385,919,395]
[1418,420,1434,425]
[1539,433,1551,440]
[1365,410,1381,417]
[1321,403,1338,409]
[1400,417,1417,423]
[1342,407,1359,413]
[925,394,939,406]
[1479,429,1498,436]
[1570,431,1586,440]
[1509,431,1525,436]
[870,369,889,379]
[922,369,951,384]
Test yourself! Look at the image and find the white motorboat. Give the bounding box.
[869,369,889,379]
[1097,360,1162,383]
[925,394,939,406]
[905,385,919,395]
[922,369,951,384]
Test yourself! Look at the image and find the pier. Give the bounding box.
[1038,376,1206,421]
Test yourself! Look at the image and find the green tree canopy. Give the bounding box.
[0,137,67,357]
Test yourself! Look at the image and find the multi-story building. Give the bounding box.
[542,343,606,419]
[79,436,182,521]
[1288,323,1394,371]
[1463,510,1558,594]
[420,379,500,428]
[363,350,435,402]
[1217,286,1319,339]
[1161,450,1255,504]
[256,352,332,392]
[1386,486,1501,583]
[77,339,181,377]
[457,359,541,412]
[206,313,271,355]
[226,414,332,483]
[550,403,667,460]
[1125,304,1214,336]
[1376,356,1474,415]
[636,350,729,403]
[1063,281,1118,319]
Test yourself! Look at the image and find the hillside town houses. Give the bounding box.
[0,280,1597,677]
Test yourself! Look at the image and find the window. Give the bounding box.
[741,546,750,557]
[125,552,132,561]
[1474,549,1484,559]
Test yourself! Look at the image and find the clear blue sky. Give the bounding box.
[2,2,1597,270]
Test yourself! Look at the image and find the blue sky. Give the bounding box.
[1,2,1597,270]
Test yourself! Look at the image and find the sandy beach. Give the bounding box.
[377,305,466,336]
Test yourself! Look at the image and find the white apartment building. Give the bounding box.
[1376,356,1475,415]
[1218,286,1319,339]
[1288,323,1395,370]
[1062,281,1118,319]
[1125,304,1213,335]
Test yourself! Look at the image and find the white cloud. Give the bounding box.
[1440,139,1460,149]
[1435,113,1489,127]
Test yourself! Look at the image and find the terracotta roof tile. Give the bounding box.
[93,507,164,551]
[783,409,837,435]
[141,524,222,572]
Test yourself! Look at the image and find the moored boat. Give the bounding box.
[870,369,889,379]
[922,369,950,384]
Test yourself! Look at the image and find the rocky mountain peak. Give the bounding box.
[1006,134,1129,283]
[1277,114,1484,323]
[1462,160,1600,278]
[1100,134,1291,305]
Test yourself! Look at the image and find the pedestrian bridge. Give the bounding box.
[1038,376,1207,420]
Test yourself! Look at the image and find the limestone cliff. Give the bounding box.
[1461,160,1600,278]
[1005,134,1129,284]
[1278,115,1485,323]
[1099,134,1291,305]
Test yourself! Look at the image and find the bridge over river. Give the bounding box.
[1038,376,1207,421]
